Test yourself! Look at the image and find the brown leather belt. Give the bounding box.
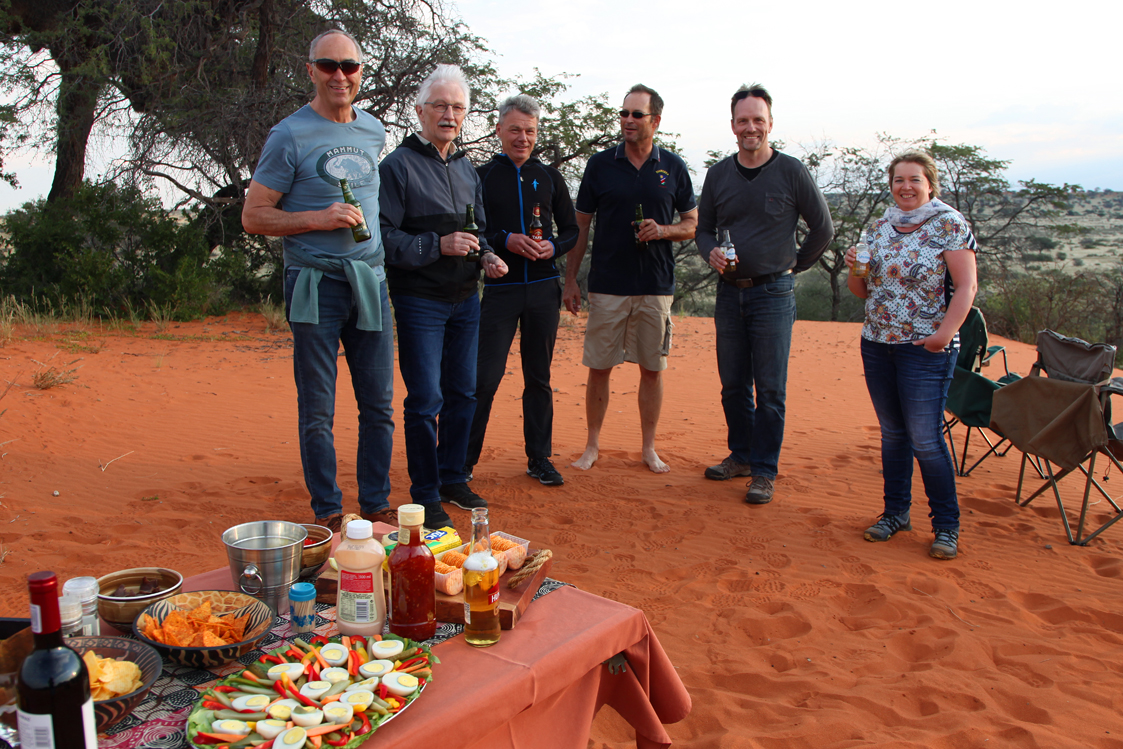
[720,269,791,288]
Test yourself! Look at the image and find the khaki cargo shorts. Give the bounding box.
[582,293,674,372]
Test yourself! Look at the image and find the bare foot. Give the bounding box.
[571,447,599,470]
[643,448,669,474]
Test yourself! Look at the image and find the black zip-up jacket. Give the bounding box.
[378,134,492,303]
[476,154,579,287]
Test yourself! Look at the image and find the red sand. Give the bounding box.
[2,314,1122,747]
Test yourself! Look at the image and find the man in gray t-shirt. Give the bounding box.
[242,29,396,533]
[696,83,833,505]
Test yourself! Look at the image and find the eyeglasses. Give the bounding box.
[424,101,467,116]
[311,58,361,75]
[619,110,652,119]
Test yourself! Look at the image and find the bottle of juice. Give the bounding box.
[462,508,500,647]
[335,519,386,637]
[388,504,436,641]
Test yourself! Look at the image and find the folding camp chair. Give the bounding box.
[943,307,1020,476]
[991,330,1123,545]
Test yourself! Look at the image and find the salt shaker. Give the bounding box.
[62,576,100,636]
[289,582,317,634]
[59,594,84,637]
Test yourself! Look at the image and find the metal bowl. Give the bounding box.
[299,523,333,578]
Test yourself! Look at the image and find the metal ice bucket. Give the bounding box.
[222,520,307,614]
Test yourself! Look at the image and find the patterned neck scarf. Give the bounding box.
[884,197,957,228]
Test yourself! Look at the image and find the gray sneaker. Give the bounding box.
[863,511,911,542]
[929,529,959,559]
[705,457,752,481]
[743,476,774,504]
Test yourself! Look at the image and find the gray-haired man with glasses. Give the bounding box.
[379,64,507,531]
[243,29,396,534]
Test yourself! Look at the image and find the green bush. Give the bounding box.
[794,268,865,323]
[0,181,220,318]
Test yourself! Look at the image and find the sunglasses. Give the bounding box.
[311,58,361,75]
[619,110,652,119]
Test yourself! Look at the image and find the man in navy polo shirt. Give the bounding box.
[562,84,697,474]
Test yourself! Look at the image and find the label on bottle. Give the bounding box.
[339,571,376,623]
[17,698,97,748]
[29,603,41,633]
[399,527,410,545]
[486,582,500,606]
[463,602,470,624]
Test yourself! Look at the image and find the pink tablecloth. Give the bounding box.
[184,565,690,748]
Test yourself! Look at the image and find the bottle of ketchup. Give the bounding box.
[388,504,436,641]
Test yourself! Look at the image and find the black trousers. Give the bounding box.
[466,281,561,467]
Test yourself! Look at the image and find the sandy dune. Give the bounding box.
[2,313,1122,747]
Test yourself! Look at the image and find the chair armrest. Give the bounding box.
[982,345,1011,377]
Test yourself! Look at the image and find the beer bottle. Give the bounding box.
[339,178,372,242]
[529,202,544,242]
[462,508,501,647]
[720,229,737,274]
[463,203,480,262]
[852,242,871,279]
[633,204,646,250]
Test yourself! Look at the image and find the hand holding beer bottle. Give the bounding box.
[339,178,372,243]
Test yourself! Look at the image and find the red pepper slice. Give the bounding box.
[310,635,330,646]
[201,699,227,711]
[284,675,319,708]
[213,685,239,693]
[356,711,372,735]
[258,654,285,665]
[325,731,353,747]
[397,656,428,670]
[347,649,359,676]
[285,648,304,661]
[273,678,288,698]
[377,682,388,701]
[350,635,366,650]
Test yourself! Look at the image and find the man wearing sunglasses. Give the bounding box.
[696,83,832,505]
[563,84,698,474]
[242,29,396,535]
[379,64,508,530]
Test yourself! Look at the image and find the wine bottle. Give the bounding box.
[17,571,98,748]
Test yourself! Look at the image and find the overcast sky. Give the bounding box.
[0,0,1117,210]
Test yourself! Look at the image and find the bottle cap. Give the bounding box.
[398,504,425,527]
[346,519,373,540]
[63,576,100,602]
[289,582,316,602]
[59,594,82,622]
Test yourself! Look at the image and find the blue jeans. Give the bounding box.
[714,276,796,479]
[861,338,960,530]
[284,270,394,520]
[392,293,480,505]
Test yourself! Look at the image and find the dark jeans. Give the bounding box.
[467,281,561,467]
[392,292,480,505]
[284,270,394,519]
[714,276,796,479]
[861,337,960,530]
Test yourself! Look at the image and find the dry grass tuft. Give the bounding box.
[258,295,289,333]
[31,352,82,390]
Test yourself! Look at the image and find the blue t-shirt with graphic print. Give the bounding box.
[252,104,386,269]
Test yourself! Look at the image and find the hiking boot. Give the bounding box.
[360,508,398,528]
[439,482,488,511]
[744,476,775,505]
[422,502,454,531]
[864,511,912,542]
[314,513,343,535]
[527,457,564,486]
[930,529,960,560]
[705,457,752,481]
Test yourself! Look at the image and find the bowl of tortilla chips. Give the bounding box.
[132,590,274,669]
[68,636,161,732]
[97,567,184,632]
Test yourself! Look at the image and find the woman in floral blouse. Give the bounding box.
[845,152,977,560]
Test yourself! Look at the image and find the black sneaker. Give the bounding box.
[930,528,959,559]
[422,502,454,530]
[527,457,564,486]
[439,482,488,510]
[863,511,911,542]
